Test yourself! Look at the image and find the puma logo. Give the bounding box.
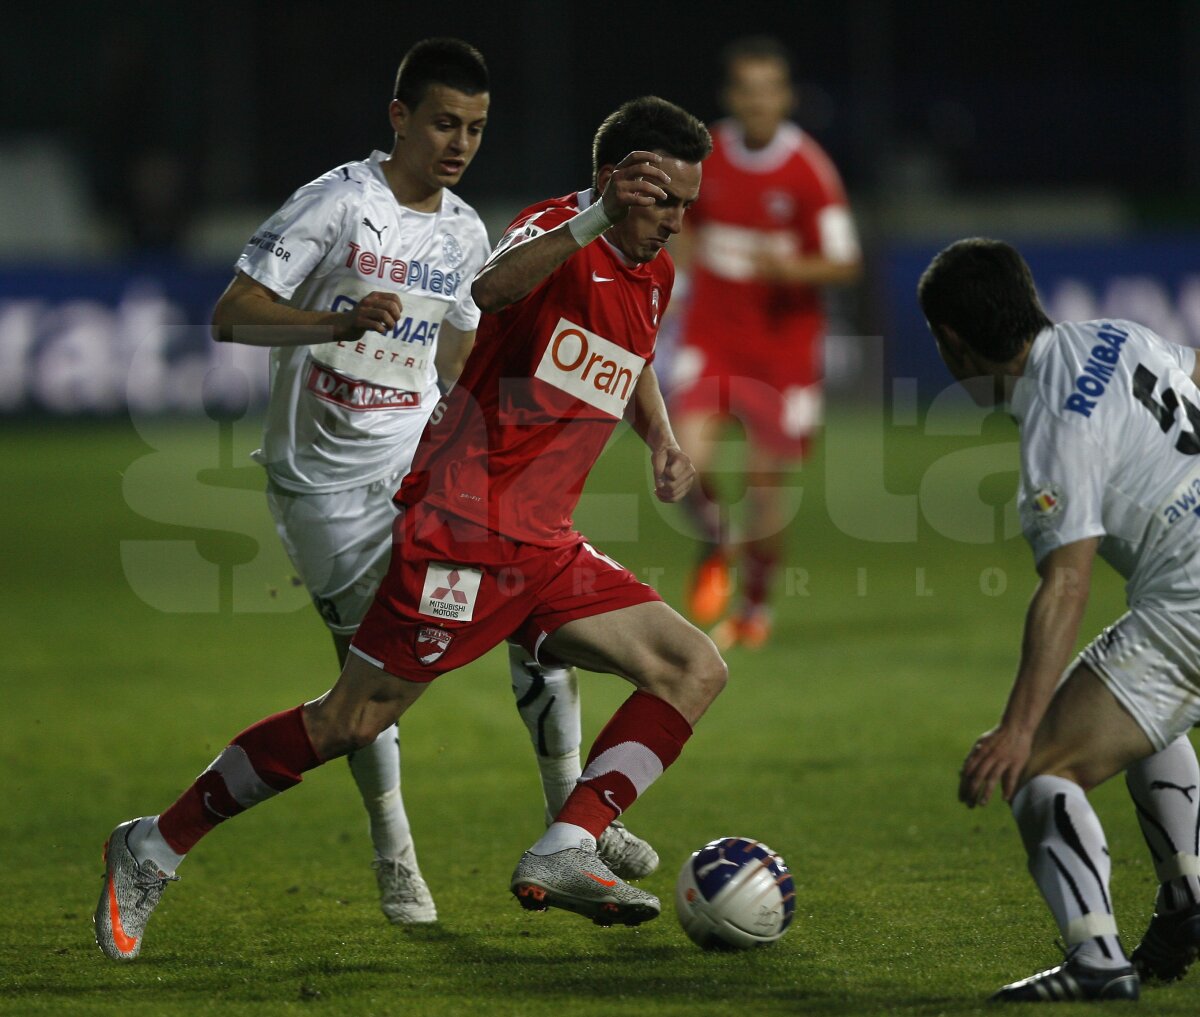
[363,217,387,242]
[1151,780,1197,803]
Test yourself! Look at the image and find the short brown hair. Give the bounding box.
[591,96,712,188]
[917,238,1052,362]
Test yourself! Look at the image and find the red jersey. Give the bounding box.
[397,190,673,546]
[680,119,857,377]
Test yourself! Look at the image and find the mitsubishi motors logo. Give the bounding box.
[431,569,469,604]
[419,563,482,621]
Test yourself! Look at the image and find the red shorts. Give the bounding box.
[670,370,821,459]
[351,505,661,681]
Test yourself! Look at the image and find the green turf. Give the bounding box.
[2,408,1195,1015]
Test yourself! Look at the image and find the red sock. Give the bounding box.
[555,690,693,840]
[744,543,779,609]
[683,476,730,548]
[157,705,322,854]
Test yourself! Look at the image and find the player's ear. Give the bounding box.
[389,99,410,139]
[596,165,616,193]
[937,324,966,354]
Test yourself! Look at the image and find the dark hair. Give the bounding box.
[393,38,488,110]
[591,96,712,187]
[917,238,1053,362]
[720,35,795,83]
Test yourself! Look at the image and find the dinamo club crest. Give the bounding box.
[415,625,453,665]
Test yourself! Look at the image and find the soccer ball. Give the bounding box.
[675,836,795,950]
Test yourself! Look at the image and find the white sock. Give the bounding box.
[1012,775,1127,969]
[347,724,414,860]
[1126,735,1200,915]
[536,752,584,825]
[508,645,583,823]
[529,822,595,856]
[127,816,186,874]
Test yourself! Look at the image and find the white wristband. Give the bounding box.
[567,200,614,247]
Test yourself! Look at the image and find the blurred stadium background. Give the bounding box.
[4,0,1200,421]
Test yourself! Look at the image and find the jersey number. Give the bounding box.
[1132,364,1200,455]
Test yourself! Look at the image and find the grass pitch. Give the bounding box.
[2,406,1196,1015]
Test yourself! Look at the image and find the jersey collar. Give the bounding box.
[718,119,804,174]
[369,150,443,216]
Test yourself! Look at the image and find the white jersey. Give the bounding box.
[237,150,490,492]
[1012,319,1200,607]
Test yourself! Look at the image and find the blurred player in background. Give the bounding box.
[203,38,654,929]
[670,36,861,649]
[95,95,724,961]
[920,238,1200,1002]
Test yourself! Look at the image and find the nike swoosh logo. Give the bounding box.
[584,871,617,888]
[203,792,233,820]
[106,873,138,954]
[591,272,614,283]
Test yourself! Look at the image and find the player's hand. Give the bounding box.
[751,249,792,283]
[958,723,1033,808]
[601,151,671,223]
[336,291,403,340]
[651,445,696,503]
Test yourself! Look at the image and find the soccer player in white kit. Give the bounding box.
[919,238,1200,1002]
[205,38,655,925]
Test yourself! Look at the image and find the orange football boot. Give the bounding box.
[709,607,771,652]
[688,550,731,625]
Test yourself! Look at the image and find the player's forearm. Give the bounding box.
[471,226,584,313]
[630,368,678,451]
[212,291,347,348]
[1000,574,1091,735]
[774,255,861,287]
[434,326,475,385]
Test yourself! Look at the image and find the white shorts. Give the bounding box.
[1079,603,1200,750]
[266,472,401,635]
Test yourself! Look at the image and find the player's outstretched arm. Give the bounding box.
[958,537,1100,808]
[211,272,403,347]
[630,366,695,503]
[471,152,670,313]
[752,248,862,287]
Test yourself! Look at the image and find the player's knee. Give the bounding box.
[643,636,727,721]
[689,642,728,705]
[1021,755,1099,794]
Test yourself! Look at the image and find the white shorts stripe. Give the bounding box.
[349,643,387,670]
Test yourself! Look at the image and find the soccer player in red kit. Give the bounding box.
[671,36,861,648]
[95,96,724,959]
